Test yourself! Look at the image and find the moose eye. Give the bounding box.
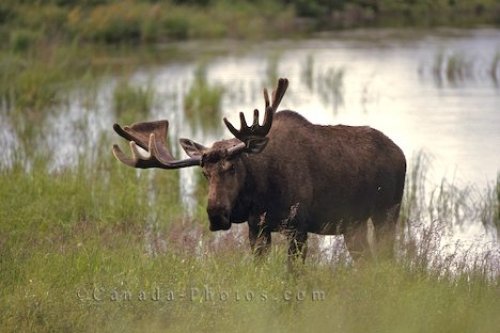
[222,162,236,174]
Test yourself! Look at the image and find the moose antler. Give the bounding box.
[112,120,201,169]
[224,78,289,154]
[113,78,289,168]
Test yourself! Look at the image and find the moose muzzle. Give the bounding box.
[207,205,231,231]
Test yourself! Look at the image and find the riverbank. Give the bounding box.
[1,0,499,52]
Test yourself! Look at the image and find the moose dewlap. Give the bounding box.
[113,78,406,262]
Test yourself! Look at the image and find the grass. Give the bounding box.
[431,51,473,85]
[0,149,498,332]
[0,0,296,49]
[429,50,500,86]
[1,1,499,54]
[184,63,225,133]
[495,173,500,236]
[298,54,346,111]
[112,79,156,125]
[316,66,346,112]
[0,47,76,110]
[301,54,315,92]
[266,51,283,88]
[491,51,500,85]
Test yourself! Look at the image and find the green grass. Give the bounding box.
[0,0,297,49]
[1,1,499,56]
[184,63,225,133]
[491,51,500,84]
[0,152,498,332]
[301,54,315,92]
[429,50,500,85]
[432,51,475,84]
[112,79,156,125]
[317,66,345,112]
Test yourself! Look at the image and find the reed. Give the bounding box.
[0,150,498,332]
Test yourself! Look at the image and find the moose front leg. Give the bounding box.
[287,230,308,263]
[248,223,271,257]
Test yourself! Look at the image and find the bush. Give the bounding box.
[71,2,146,43]
[9,29,40,52]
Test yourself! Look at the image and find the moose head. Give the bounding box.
[112,78,289,231]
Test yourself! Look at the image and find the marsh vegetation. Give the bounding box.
[0,151,498,332]
[0,2,499,331]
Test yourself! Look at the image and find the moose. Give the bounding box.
[112,78,406,262]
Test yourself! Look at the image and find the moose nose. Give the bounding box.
[207,205,231,231]
[207,204,225,217]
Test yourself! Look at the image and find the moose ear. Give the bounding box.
[179,138,208,158]
[245,137,269,154]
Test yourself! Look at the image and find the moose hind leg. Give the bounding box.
[372,204,401,260]
[344,220,373,263]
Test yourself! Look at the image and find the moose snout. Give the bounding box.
[207,204,231,231]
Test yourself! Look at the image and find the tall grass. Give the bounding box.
[428,50,500,86]
[266,51,282,87]
[491,51,500,84]
[0,148,498,332]
[431,51,475,85]
[318,66,345,111]
[112,79,156,125]
[495,173,500,235]
[301,54,315,92]
[0,0,296,49]
[2,1,499,52]
[399,153,499,276]
[298,55,345,111]
[184,63,224,132]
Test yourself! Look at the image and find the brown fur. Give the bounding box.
[184,110,407,262]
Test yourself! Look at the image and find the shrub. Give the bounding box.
[9,29,40,52]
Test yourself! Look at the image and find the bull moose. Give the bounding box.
[112,78,406,262]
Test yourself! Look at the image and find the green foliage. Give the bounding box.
[318,66,345,111]
[8,29,41,52]
[0,52,67,110]
[68,2,145,43]
[173,0,212,6]
[491,51,500,84]
[0,0,498,53]
[0,149,498,332]
[496,173,500,235]
[429,50,497,85]
[184,63,225,132]
[112,79,156,124]
[161,14,190,40]
[0,3,15,24]
[301,54,315,91]
[290,0,344,17]
[0,0,289,50]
